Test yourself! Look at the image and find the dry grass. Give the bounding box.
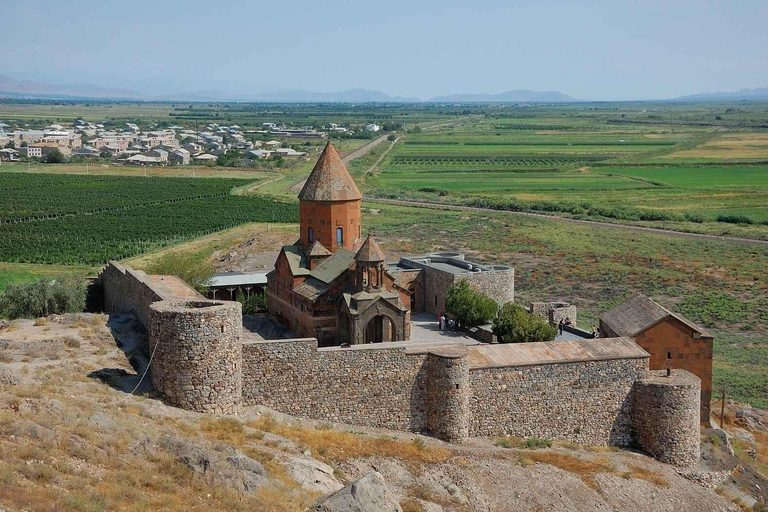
[248,416,452,467]
[523,451,616,490]
[401,499,426,512]
[621,464,670,488]
[33,318,48,327]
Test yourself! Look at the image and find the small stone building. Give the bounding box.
[600,294,713,423]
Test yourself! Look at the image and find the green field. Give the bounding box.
[0,174,297,264]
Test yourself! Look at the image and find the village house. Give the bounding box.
[168,148,190,165]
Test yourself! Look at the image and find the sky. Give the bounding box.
[2,0,766,101]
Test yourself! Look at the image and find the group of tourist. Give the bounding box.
[438,313,456,332]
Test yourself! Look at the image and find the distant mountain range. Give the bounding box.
[0,74,766,103]
[0,74,143,100]
[428,90,577,102]
[673,87,768,102]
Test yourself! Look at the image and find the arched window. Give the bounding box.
[336,227,343,245]
[308,227,314,243]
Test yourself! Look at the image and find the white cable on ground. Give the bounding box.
[114,333,161,405]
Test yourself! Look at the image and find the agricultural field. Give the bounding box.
[0,174,297,265]
[360,104,768,236]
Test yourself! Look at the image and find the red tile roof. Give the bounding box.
[298,142,362,202]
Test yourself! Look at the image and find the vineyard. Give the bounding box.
[0,174,298,264]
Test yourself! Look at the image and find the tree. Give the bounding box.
[3,141,15,149]
[387,134,397,142]
[44,148,65,164]
[0,275,86,319]
[493,302,557,344]
[145,250,214,293]
[444,280,498,329]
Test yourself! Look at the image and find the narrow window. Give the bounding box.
[336,227,343,245]
[308,227,314,243]
[667,351,672,359]
[435,295,438,306]
[221,325,225,334]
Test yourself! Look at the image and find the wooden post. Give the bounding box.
[720,388,726,429]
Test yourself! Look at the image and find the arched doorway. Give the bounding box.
[364,315,397,343]
[407,281,424,314]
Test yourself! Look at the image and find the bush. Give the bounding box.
[145,250,214,293]
[444,280,498,329]
[493,302,557,344]
[717,214,754,225]
[236,289,267,315]
[0,276,86,319]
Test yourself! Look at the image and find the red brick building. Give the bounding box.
[600,294,713,423]
[267,143,411,346]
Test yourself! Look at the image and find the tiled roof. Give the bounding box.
[600,294,711,338]
[307,240,332,257]
[282,245,310,276]
[298,142,362,202]
[354,234,385,263]
[310,249,355,284]
[294,277,330,301]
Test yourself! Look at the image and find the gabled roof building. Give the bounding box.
[601,294,713,423]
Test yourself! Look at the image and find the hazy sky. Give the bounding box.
[2,0,766,100]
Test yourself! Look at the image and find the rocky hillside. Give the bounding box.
[0,314,763,511]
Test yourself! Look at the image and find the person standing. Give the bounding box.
[558,318,564,336]
[440,314,446,332]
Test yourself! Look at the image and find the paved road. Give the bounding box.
[363,197,768,246]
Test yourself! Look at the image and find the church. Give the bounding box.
[267,142,516,346]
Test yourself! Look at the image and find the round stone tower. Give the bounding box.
[426,346,470,443]
[148,300,242,414]
[632,369,701,466]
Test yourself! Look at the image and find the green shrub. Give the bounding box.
[522,437,553,449]
[444,280,498,328]
[236,289,268,315]
[717,214,754,225]
[493,302,557,344]
[0,275,86,319]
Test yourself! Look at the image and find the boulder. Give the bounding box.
[710,427,735,456]
[731,427,756,446]
[284,455,343,494]
[736,407,767,432]
[312,471,402,512]
[86,412,116,430]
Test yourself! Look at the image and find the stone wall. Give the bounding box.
[463,269,515,308]
[632,369,701,466]
[242,339,430,431]
[101,263,163,327]
[530,301,577,327]
[149,300,243,414]
[469,358,647,446]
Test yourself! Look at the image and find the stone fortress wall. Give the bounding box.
[100,262,701,467]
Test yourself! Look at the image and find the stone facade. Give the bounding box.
[149,300,243,414]
[632,370,701,466]
[530,301,578,327]
[242,339,429,431]
[101,263,164,327]
[469,358,646,446]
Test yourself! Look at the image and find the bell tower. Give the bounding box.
[298,142,362,254]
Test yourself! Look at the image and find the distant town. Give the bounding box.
[0,119,389,166]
